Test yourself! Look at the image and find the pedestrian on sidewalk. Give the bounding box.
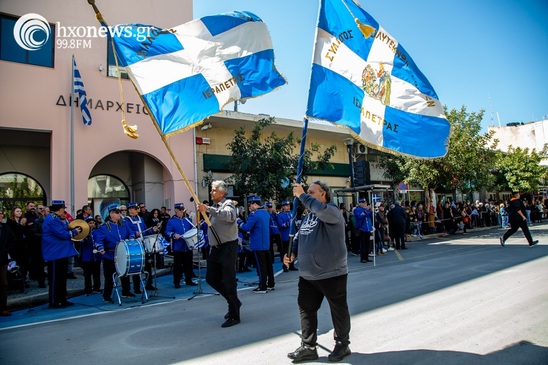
[284,181,351,363]
[500,192,539,247]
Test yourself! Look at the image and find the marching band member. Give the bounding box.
[165,203,197,288]
[125,202,158,292]
[77,216,102,295]
[94,204,135,303]
[41,200,81,308]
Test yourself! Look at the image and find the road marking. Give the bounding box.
[394,249,404,261]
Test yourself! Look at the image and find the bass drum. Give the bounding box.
[115,239,145,276]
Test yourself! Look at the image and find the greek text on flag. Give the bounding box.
[110,11,286,137]
[306,0,450,158]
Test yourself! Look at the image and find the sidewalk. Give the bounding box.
[6,256,177,311]
[6,223,503,312]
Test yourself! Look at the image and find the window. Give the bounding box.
[106,42,128,79]
[0,13,55,67]
[0,173,46,214]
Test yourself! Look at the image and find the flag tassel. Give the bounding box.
[86,0,211,226]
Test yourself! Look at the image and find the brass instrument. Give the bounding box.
[68,219,90,241]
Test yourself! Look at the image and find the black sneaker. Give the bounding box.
[499,237,505,247]
[253,287,267,294]
[121,292,136,298]
[529,240,539,247]
[328,341,351,362]
[134,289,143,295]
[267,286,275,291]
[103,297,114,304]
[221,318,240,328]
[287,344,318,362]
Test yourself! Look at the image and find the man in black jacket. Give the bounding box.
[500,192,539,247]
[387,200,407,250]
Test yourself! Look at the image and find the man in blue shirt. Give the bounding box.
[42,200,81,308]
[353,198,373,263]
[277,200,295,272]
[240,196,274,293]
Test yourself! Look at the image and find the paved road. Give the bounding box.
[1,224,547,365]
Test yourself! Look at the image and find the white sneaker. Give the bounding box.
[388,247,394,251]
[382,248,387,253]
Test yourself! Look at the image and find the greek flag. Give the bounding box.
[306,0,450,158]
[73,57,92,126]
[110,11,286,136]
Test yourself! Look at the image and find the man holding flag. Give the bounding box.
[283,0,451,361]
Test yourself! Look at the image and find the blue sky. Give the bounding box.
[194,0,548,132]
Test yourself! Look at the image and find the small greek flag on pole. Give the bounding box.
[73,57,92,126]
[109,11,286,137]
[306,0,450,158]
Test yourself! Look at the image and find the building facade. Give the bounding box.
[0,0,194,216]
[0,0,400,217]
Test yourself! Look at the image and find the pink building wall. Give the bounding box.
[0,0,197,212]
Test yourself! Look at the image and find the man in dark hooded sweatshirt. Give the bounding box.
[284,181,351,363]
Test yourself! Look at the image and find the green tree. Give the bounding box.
[493,145,548,193]
[379,106,498,199]
[227,117,336,202]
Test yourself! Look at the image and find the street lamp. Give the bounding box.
[343,138,356,205]
[343,138,355,185]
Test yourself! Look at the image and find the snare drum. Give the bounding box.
[142,234,164,253]
[183,228,198,249]
[115,239,145,276]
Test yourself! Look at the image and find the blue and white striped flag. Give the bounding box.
[73,57,92,126]
[306,0,450,158]
[110,11,286,136]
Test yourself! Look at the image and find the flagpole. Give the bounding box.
[70,55,75,215]
[286,117,309,265]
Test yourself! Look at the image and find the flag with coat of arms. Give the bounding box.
[306,0,450,158]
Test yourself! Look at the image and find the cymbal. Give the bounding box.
[68,219,90,241]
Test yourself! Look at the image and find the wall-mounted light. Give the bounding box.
[200,123,213,131]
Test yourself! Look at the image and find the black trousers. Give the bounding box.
[206,240,240,320]
[253,250,274,289]
[1,264,8,311]
[392,228,406,249]
[270,233,281,263]
[47,257,68,305]
[359,231,372,261]
[298,274,351,347]
[103,259,131,299]
[173,251,194,285]
[81,260,101,293]
[502,219,534,244]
